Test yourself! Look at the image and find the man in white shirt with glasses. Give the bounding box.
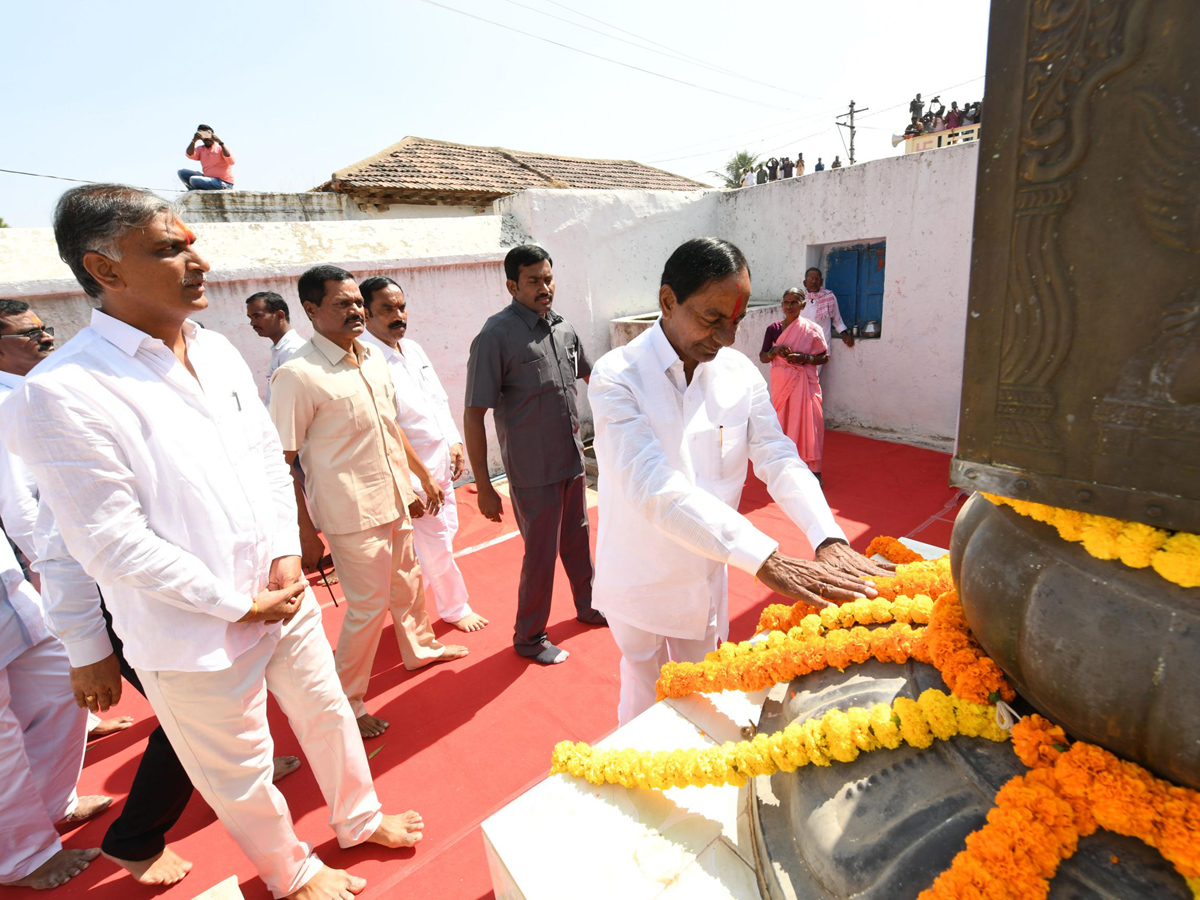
[0,184,425,900]
[588,238,894,725]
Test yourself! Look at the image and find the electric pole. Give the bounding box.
[837,99,869,165]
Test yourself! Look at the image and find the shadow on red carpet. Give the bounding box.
[57,430,954,900]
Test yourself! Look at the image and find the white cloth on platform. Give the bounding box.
[588,321,845,722]
[137,591,381,899]
[0,310,301,673]
[359,331,473,622]
[0,529,87,884]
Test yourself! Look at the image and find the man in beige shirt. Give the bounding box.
[270,265,467,739]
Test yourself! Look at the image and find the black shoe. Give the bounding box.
[576,609,608,627]
[516,640,569,665]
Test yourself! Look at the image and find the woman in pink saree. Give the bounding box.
[759,289,829,480]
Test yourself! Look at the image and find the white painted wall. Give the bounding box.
[0,146,978,477]
[716,143,979,448]
[0,217,514,473]
[178,190,494,223]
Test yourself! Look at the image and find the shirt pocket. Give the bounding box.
[516,351,557,393]
[325,392,372,432]
[715,421,749,484]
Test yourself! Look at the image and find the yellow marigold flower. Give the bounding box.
[822,710,859,763]
[1081,516,1124,560]
[796,718,833,766]
[918,689,960,741]
[846,706,878,752]
[1152,532,1200,589]
[895,696,935,749]
[1115,522,1169,569]
[868,702,903,749]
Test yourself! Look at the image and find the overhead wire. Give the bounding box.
[503,0,827,102]
[415,0,803,113]
[0,167,179,193]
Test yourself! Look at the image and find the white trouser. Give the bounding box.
[137,590,382,898]
[411,481,473,623]
[607,568,728,727]
[0,631,88,882]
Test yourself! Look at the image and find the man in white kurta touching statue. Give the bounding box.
[359,276,487,632]
[588,238,895,725]
[0,184,424,900]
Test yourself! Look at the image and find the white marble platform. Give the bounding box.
[482,687,770,900]
[482,538,946,900]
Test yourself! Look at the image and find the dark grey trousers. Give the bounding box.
[508,474,595,654]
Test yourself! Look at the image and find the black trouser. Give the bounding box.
[508,474,595,654]
[98,598,194,862]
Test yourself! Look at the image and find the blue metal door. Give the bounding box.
[823,249,860,331]
[859,241,886,333]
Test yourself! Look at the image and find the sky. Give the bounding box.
[1,0,991,227]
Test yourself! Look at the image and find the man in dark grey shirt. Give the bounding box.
[463,245,607,665]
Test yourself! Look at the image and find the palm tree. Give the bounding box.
[710,151,759,189]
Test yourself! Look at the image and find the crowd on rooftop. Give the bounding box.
[902,93,983,138]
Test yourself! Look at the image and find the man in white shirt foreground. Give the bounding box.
[588,238,894,725]
[359,276,487,632]
[0,184,423,900]
[246,291,307,403]
[0,524,109,890]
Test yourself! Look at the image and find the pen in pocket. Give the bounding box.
[719,425,724,448]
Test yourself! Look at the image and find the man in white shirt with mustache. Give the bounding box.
[359,276,487,633]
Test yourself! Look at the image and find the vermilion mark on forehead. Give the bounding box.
[173,217,197,245]
[732,292,748,318]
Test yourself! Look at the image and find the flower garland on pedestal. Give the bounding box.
[984,493,1200,588]
[920,715,1200,898]
[550,688,1008,789]
[549,539,1200,898]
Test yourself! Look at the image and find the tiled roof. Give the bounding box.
[322,136,708,203]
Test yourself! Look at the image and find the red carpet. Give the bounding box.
[53,431,958,900]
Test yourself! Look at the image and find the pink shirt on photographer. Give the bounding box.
[186,142,236,184]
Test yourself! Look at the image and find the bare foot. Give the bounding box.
[407,644,468,671]
[287,864,365,900]
[57,795,112,828]
[102,847,192,886]
[6,848,99,889]
[272,755,302,782]
[88,716,135,738]
[366,811,424,849]
[450,613,488,632]
[357,714,389,739]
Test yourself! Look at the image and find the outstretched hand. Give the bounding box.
[755,541,892,608]
[815,539,896,578]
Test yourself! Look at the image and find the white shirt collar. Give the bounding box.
[90,308,198,357]
[647,320,684,374]
[0,369,24,391]
[359,329,403,362]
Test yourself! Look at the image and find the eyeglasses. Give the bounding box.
[0,325,53,342]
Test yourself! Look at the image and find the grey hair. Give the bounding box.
[53,184,176,299]
[783,287,805,299]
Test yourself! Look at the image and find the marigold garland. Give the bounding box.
[550,688,1007,790]
[983,493,1200,589]
[922,588,1015,704]
[868,555,955,600]
[654,621,930,700]
[864,535,925,564]
[756,592,934,637]
[923,715,1200,899]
